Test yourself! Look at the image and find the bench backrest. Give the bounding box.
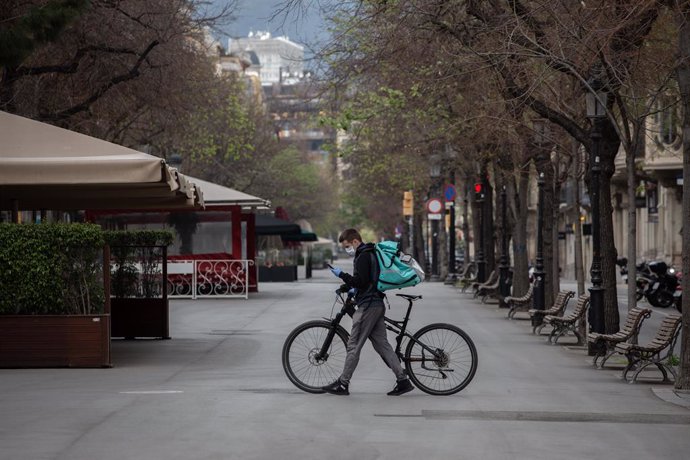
[486,270,498,284]
[551,290,575,313]
[523,284,534,299]
[564,294,590,321]
[648,313,682,350]
[459,264,473,278]
[619,307,652,338]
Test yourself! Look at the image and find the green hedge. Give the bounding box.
[0,223,105,315]
[103,229,174,247]
[104,230,174,298]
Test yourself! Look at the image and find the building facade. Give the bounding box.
[228,31,305,86]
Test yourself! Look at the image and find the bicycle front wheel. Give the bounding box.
[282,320,349,393]
[404,323,477,396]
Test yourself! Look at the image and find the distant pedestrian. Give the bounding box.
[322,228,413,396]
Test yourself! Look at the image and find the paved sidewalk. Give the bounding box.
[1,271,689,460]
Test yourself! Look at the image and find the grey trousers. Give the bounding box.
[339,304,406,385]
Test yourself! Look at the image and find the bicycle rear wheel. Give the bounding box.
[404,323,477,395]
[282,320,349,393]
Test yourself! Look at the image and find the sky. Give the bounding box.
[210,0,329,51]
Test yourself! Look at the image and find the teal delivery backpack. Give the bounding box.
[374,241,424,291]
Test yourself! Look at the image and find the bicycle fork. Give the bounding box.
[314,310,346,361]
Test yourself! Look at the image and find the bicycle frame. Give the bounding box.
[315,292,443,363]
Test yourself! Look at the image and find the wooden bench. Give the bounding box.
[543,294,590,345]
[455,264,476,293]
[505,284,533,319]
[615,312,682,384]
[478,275,501,303]
[529,290,575,333]
[472,270,497,298]
[587,307,652,368]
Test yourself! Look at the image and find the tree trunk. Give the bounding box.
[482,165,496,273]
[675,3,690,390]
[600,120,622,334]
[512,159,531,297]
[0,67,18,113]
[627,123,641,313]
[413,199,427,272]
[553,163,563,298]
[463,184,471,271]
[438,213,448,280]
[573,160,587,341]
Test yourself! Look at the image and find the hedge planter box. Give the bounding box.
[258,265,298,282]
[0,315,111,368]
[111,298,170,339]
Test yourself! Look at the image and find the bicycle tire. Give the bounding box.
[404,323,477,396]
[282,320,350,394]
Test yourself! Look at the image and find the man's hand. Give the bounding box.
[330,266,342,277]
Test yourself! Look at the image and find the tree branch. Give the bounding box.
[38,40,159,122]
[16,45,139,77]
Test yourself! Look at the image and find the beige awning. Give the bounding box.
[0,111,204,210]
[184,176,269,209]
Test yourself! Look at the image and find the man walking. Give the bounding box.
[322,228,414,396]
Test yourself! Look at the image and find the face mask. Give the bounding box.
[345,246,356,256]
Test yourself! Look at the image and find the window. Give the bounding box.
[659,97,678,145]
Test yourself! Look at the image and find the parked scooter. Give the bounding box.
[616,257,651,301]
[616,258,679,308]
[672,270,682,313]
[634,261,657,302]
[644,261,679,308]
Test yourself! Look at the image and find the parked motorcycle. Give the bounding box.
[672,270,682,313]
[644,261,678,308]
[616,257,650,301]
[616,258,679,308]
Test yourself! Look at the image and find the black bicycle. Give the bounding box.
[282,289,478,396]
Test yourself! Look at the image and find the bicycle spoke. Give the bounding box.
[283,321,349,392]
[404,324,477,395]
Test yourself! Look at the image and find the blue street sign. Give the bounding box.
[444,184,457,202]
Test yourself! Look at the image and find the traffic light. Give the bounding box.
[474,182,485,201]
[403,191,413,217]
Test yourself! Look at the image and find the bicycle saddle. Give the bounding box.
[396,294,422,301]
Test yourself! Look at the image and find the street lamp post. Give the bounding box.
[445,170,457,284]
[498,185,511,308]
[586,78,608,355]
[445,146,458,284]
[531,119,549,327]
[429,154,442,281]
[474,181,486,283]
[463,185,471,273]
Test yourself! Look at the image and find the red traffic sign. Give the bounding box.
[426,198,443,214]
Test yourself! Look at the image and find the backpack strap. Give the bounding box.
[369,251,386,302]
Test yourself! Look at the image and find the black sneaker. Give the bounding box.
[387,379,414,396]
[322,379,349,395]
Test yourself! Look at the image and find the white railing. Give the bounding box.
[167,259,254,299]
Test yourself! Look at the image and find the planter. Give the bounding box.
[258,265,298,282]
[111,298,170,339]
[0,314,111,368]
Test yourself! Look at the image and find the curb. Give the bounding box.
[651,388,690,409]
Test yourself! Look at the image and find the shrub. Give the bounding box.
[0,223,105,315]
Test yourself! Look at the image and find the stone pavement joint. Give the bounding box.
[375,410,690,424]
